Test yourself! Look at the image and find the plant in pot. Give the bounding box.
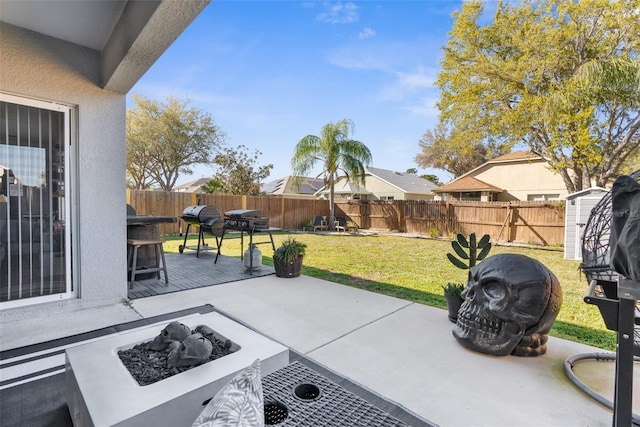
[442,282,465,323]
[273,237,307,278]
[444,232,492,322]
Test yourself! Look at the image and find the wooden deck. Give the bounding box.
[128,251,274,300]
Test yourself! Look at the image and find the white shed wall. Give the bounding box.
[564,193,606,260]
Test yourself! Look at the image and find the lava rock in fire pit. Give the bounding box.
[118,323,236,386]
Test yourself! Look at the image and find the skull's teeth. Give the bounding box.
[457,311,501,336]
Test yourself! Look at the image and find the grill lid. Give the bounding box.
[181,205,221,224]
[224,209,262,218]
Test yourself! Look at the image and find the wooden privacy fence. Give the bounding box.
[335,200,566,246]
[404,201,565,246]
[126,190,566,246]
[126,189,329,235]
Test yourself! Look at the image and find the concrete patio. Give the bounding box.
[1,254,638,426]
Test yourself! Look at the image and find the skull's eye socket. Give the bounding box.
[483,281,506,299]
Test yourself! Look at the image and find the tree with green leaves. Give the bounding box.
[421,174,442,186]
[212,145,273,195]
[292,119,372,229]
[407,168,443,185]
[126,94,225,190]
[435,0,640,192]
[415,122,496,178]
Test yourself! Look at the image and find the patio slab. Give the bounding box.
[2,270,638,426]
[307,302,624,427]
[132,274,637,426]
[133,274,413,354]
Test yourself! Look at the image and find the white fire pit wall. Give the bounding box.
[65,312,289,427]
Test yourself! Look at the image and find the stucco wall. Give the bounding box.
[364,177,434,201]
[0,24,127,319]
[364,177,404,200]
[474,160,567,201]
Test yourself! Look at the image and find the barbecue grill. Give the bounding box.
[217,209,273,272]
[223,209,269,230]
[179,205,223,257]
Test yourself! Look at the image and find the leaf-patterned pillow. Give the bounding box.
[192,359,264,427]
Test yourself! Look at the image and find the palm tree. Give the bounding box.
[292,119,372,229]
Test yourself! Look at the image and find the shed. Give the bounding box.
[564,187,608,260]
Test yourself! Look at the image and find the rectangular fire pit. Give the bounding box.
[65,312,289,427]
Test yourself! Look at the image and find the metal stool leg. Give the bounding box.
[159,242,168,284]
[129,244,139,288]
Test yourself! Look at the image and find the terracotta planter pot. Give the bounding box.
[273,256,303,278]
[445,293,464,323]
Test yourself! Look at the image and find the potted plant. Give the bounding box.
[444,232,492,322]
[442,282,465,323]
[273,237,307,278]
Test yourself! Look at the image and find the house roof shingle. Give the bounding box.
[433,176,504,193]
[365,166,437,194]
[261,176,324,196]
[314,179,371,195]
[490,151,540,162]
[174,177,212,193]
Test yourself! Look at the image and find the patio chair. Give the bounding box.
[334,216,347,232]
[312,215,327,232]
[567,170,640,425]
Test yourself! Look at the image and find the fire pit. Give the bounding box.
[65,312,288,427]
[118,322,240,386]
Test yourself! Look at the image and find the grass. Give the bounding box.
[162,231,616,351]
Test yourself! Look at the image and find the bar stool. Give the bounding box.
[127,239,168,288]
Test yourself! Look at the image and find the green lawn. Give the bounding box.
[163,231,615,351]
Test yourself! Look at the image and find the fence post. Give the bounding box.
[397,200,405,232]
[509,204,518,242]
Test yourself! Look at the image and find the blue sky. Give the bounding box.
[129,1,466,185]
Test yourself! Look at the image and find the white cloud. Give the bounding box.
[378,67,439,102]
[317,2,359,24]
[404,95,440,119]
[396,69,436,89]
[358,27,376,39]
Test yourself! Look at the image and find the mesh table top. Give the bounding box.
[262,361,417,427]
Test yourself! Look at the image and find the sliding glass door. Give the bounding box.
[0,94,73,306]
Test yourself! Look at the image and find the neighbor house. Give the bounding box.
[261,176,324,199]
[314,166,436,201]
[174,177,213,194]
[433,151,568,202]
[0,2,209,320]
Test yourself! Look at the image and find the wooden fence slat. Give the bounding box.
[126,191,566,246]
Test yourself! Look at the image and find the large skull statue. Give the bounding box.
[453,253,562,357]
[168,333,213,367]
[149,321,191,351]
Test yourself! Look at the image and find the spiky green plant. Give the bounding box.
[273,237,307,263]
[446,232,492,270]
[442,282,465,296]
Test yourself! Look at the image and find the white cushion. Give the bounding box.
[191,359,264,427]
